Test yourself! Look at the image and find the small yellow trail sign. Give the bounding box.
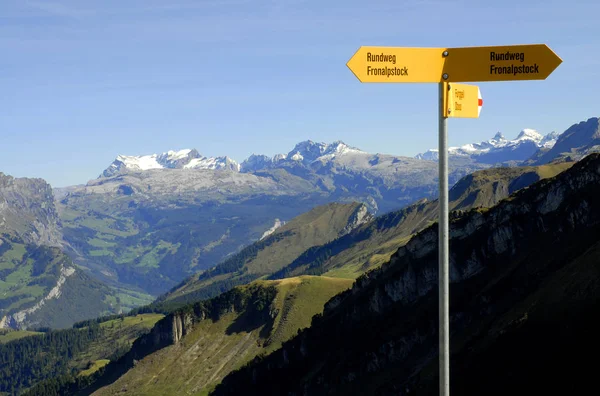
[444,82,482,118]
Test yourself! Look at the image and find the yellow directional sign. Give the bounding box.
[444,83,482,118]
[443,44,562,82]
[347,44,562,83]
[346,46,446,83]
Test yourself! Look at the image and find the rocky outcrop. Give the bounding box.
[0,173,62,246]
[341,203,373,236]
[213,153,600,396]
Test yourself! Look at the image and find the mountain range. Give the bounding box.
[100,141,371,177]
[415,128,559,164]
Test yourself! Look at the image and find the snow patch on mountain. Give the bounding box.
[540,131,560,148]
[164,149,192,161]
[260,219,286,240]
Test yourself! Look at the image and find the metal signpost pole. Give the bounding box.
[438,81,450,396]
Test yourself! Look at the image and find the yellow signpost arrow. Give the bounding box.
[442,44,563,82]
[444,83,483,118]
[346,46,446,83]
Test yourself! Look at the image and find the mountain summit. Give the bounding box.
[101,149,240,177]
[241,140,365,171]
[415,129,559,164]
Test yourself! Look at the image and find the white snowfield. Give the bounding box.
[103,148,240,177]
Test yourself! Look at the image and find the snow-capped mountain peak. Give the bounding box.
[540,131,560,148]
[101,149,239,177]
[491,132,507,142]
[415,129,560,164]
[287,140,364,163]
[515,128,543,142]
[102,140,373,177]
[240,140,366,172]
[162,149,192,161]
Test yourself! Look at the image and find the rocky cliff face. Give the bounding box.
[0,173,62,246]
[213,153,600,396]
[341,204,372,236]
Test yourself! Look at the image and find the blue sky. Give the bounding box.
[1,0,599,187]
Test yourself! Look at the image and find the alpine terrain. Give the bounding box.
[0,173,120,330]
[56,140,484,298]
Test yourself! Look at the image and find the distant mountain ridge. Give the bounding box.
[415,129,559,164]
[101,141,368,177]
[101,131,561,181]
[101,148,240,177]
[241,141,366,172]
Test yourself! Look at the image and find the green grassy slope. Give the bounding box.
[155,202,366,309]
[0,329,42,344]
[91,276,352,396]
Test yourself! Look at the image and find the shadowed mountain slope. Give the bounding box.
[212,153,600,396]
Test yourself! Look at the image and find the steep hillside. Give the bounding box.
[269,161,573,280]
[0,243,119,330]
[155,202,370,309]
[160,162,571,311]
[55,276,352,396]
[212,153,600,396]
[528,117,600,164]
